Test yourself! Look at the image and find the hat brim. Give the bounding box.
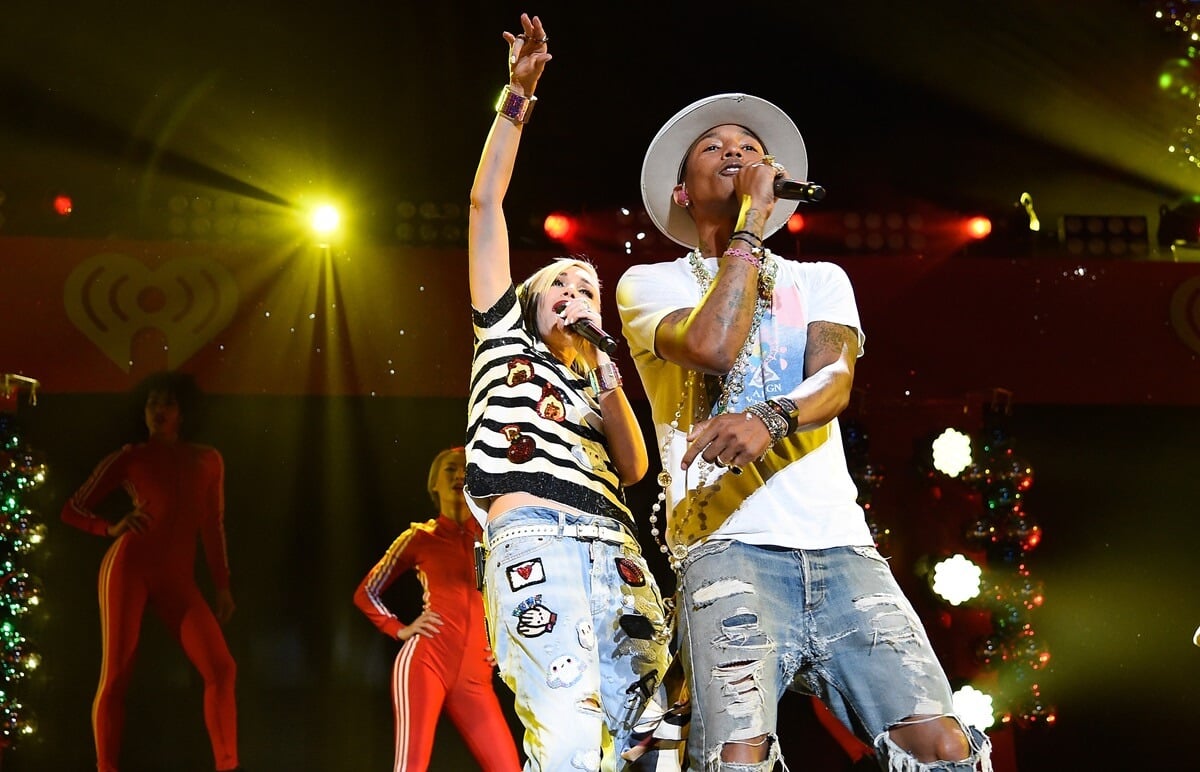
[641,93,808,248]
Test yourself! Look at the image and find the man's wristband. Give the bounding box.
[496,84,537,124]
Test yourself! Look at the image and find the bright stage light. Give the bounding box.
[930,553,982,606]
[787,213,805,234]
[543,212,578,242]
[311,205,340,236]
[965,216,992,239]
[931,428,973,477]
[52,194,73,217]
[953,685,996,731]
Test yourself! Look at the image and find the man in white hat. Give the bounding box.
[616,94,992,771]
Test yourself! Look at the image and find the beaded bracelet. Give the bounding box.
[588,362,623,393]
[771,397,799,434]
[731,230,763,247]
[764,399,798,435]
[723,247,762,268]
[745,402,788,443]
[496,84,537,124]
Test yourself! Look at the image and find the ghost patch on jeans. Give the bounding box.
[506,558,546,591]
[514,595,557,638]
[546,654,585,689]
[576,619,595,651]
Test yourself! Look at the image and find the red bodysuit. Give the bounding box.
[354,514,520,772]
[62,440,238,772]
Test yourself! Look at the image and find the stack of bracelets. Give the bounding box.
[745,397,799,444]
[723,230,766,268]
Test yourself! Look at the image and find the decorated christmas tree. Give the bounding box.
[0,374,47,754]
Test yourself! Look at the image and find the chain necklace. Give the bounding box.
[648,250,778,568]
[687,249,777,414]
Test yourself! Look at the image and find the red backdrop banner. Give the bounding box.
[2,236,1197,404]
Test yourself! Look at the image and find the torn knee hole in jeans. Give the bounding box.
[712,660,766,719]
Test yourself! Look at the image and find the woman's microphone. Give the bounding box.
[555,302,618,353]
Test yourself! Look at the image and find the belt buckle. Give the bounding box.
[575,523,600,541]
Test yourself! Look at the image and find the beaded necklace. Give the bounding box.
[648,249,778,568]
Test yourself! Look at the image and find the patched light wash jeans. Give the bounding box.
[484,506,674,772]
[677,539,992,772]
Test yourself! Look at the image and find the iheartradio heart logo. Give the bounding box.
[64,253,238,372]
[1171,275,1200,357]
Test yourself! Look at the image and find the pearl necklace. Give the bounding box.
[648,249,778,567]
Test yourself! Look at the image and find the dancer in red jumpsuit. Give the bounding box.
[62,372,240,772]
[354,447,521,772]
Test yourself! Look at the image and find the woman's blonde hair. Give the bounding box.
[516,256,600,375]
[426,446,465,509]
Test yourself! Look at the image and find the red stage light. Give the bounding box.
[786,213,805,234]
[53,194,73,217]
[543,212,577,242]
[965,216,992,239]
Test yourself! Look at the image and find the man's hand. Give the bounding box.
[681,412,773,471]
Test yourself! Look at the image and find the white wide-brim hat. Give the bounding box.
[641,93,808,248]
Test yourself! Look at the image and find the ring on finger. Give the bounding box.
[714,457,727,468]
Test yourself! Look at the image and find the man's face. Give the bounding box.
[680,123,767,207]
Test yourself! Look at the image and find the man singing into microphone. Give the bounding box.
[616,94,992,771]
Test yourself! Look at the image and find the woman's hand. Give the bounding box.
[557,296,606,362]
[397,609,443,641]
[501,13,551,97]
[214,588,236,624]
[107,507,151,537]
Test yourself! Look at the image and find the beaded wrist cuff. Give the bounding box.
[588,362,623,393]
[496,84,537,124]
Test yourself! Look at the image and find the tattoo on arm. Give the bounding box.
[806,322,857,374]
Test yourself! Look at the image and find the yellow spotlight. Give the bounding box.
[310,205,340,237]
[931,428,973,477]
[953,685,996,731]
[930,553,982,606]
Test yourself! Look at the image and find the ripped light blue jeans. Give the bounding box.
[484,506,674,772]
[677,539,992,772]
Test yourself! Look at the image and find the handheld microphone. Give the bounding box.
[774,178,826,202]
[554,302,618,353]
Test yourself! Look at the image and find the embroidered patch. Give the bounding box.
[577,619,595,651]
[506,357,533,387]
[506,558,546,591]
[546,654,585,688]
[502,423,535,464]
[514,595,557,637]
[615,557,646,587]
[536,382,566,422]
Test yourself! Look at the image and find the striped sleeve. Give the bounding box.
[61,446,131,537]
[353,523,426,638]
